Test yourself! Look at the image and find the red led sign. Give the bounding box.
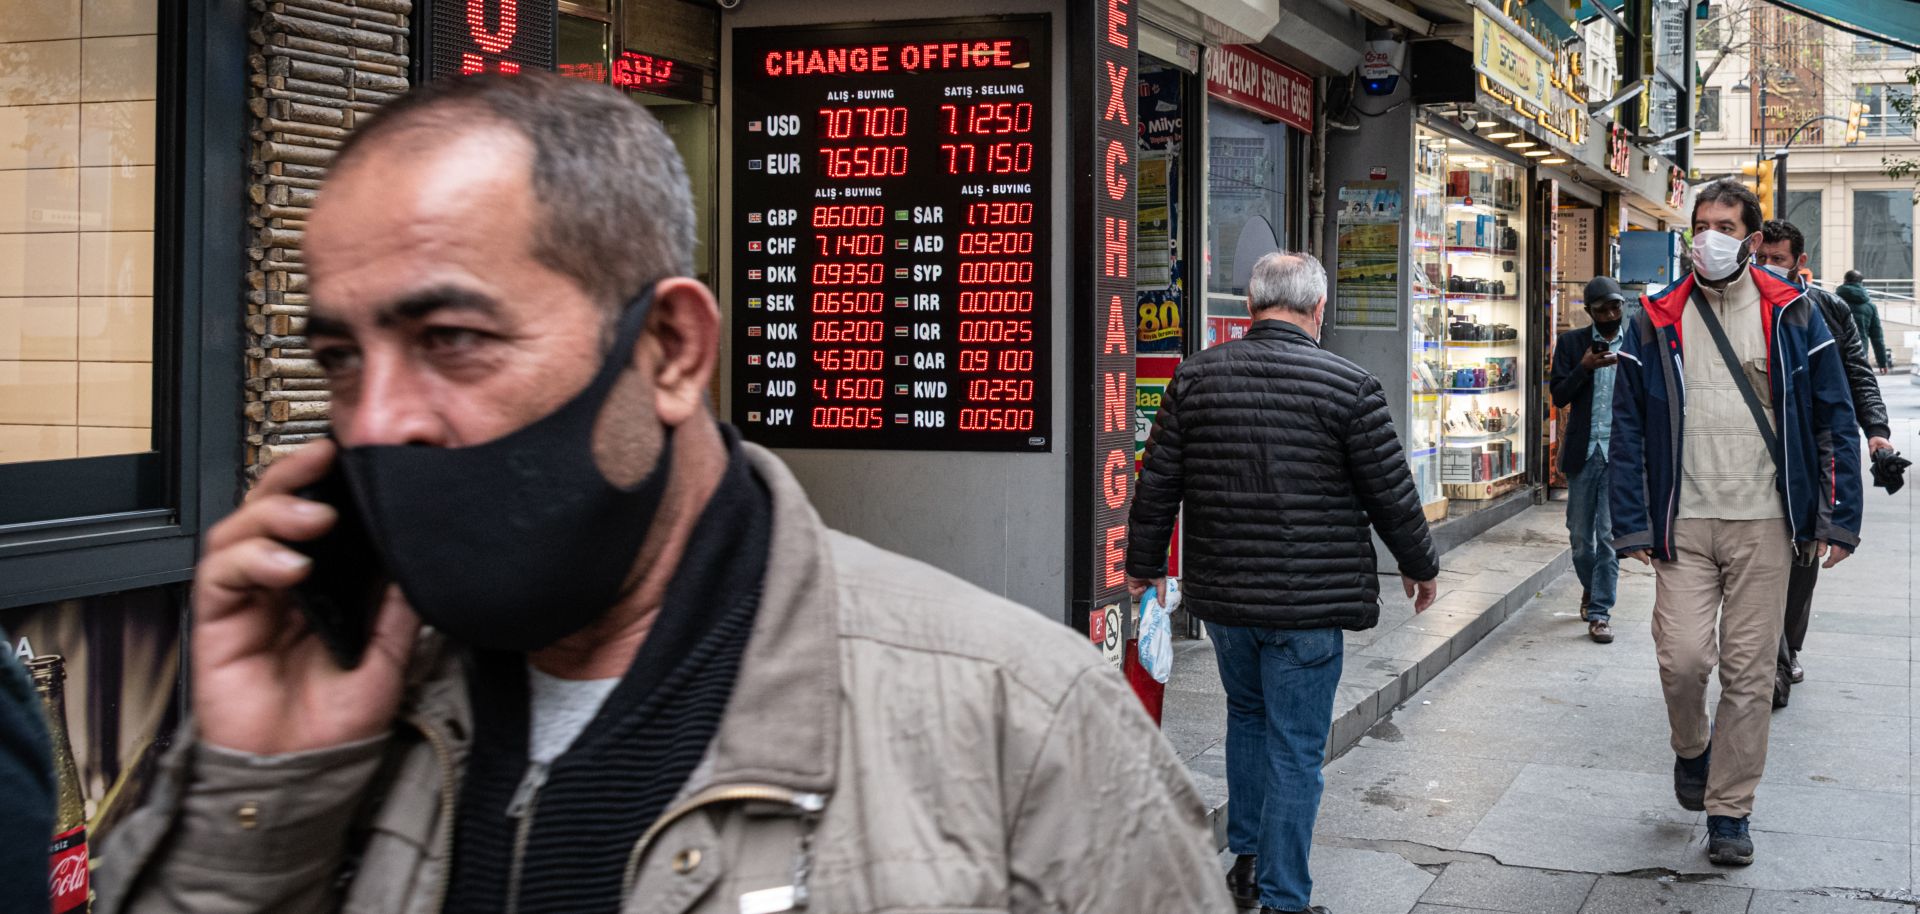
[428,0,555,80]
[732,19,1052,452]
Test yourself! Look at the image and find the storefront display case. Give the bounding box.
[1411,125,1530,502]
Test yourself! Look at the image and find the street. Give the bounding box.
[1293,378,1920,913]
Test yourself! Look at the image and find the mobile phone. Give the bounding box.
[287,464,388,670]
[1591,341,1611,354]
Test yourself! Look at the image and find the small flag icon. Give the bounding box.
[747,119,763,132]
[747,297,763,308]
[894,209,909,220]
[748,159,763,171]
[748,240,763,252]
[747,383,762,394]
[747,354,763,365]
[894,355,909,366]
[894,383,909,395]
[894,268,909,279]
[748,269,763,280]
[894,413,909,425]
[895,239,909,250]
[747,411,762,422]
[893,296,909,308]
[893,326,909,337]
[748,212,763,223]
[747,326,763,337]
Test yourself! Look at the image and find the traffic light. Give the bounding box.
[1846,101,1870,144]
[1754,157,1778,220]
[1738,159,1781,220]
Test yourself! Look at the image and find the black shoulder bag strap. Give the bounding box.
[1688,284,1783,469]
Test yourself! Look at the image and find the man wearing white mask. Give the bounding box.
[1609,179,1862,868]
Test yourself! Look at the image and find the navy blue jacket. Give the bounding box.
[1548,325,1613,477]
[1609,266,1863,560]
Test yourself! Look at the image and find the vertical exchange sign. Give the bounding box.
[1086,0,1136,650]
[428,0,558,79]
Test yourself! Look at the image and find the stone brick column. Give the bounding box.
[244,0,411,477]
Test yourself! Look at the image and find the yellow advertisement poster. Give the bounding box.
[1474,12,1550,110]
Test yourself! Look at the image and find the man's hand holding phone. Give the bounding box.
[192,440,419,756]
[1579,344,1617,371]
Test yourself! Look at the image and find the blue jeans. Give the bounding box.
[1209,623,1344,912]
[1566,454,1617,622]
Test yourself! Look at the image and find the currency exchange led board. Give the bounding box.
[730,19,1052,451]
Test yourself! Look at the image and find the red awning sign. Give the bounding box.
[1205,44,1313,132]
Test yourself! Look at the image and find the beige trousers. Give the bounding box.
[1652,517,1793,819]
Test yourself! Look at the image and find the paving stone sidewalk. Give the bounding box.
[1297,381,1920,913]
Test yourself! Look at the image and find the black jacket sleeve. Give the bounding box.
[1343,375,1440,581]
[1548,328,1592,409]
[1125,373,1185,579]
[1812,288,1890,440]
[0,641,53,914]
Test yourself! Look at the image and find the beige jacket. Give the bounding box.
[96,446,1229,914]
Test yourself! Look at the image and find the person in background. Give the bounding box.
[1753,222,1891,699]
[1836,270,1893,376]
[1128,251,1440,914]
[0,637,53,914]
[1549,277,1628,644]
[1610,179,1862,868]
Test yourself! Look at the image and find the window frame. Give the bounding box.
[0,0,248,608]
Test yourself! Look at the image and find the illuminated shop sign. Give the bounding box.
[1472,8,1588,156]
[730,19,1052,451]
[429,0,557,79]
[558,50,704,101]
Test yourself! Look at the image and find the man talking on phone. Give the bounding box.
[96,73,1228,914]
[1549,276,1629,644]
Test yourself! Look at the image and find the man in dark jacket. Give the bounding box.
[1549,277,1629,644]
[1,636,54,914]
[1611,181,1862,867]
[1836,270,1892,374]
[1128,251,1440,914]
[1754,222,1892,694]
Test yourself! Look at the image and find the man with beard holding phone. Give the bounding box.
[95,74,1229,914]
[1549,276,1629,644]
[1609,179,1862,868]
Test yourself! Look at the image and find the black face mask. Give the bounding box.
[337,287,672,652]
[1593,317,1622,339]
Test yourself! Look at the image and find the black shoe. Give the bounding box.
[1707,815,1755,866]
[1261,908,1331,914]
[1674,746,1710,811]
[1227,855,1259,909]
[1579,589,1591,621]
[1772,661,1792,710]
[1789,650,1804,684]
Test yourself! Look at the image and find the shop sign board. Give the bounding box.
[1473,11,1550,110]
[729,19,1055,451]
[559,50,706,103]
[429,0,558,78]
[1089,0,1140,632]
[1204,44,1313,133]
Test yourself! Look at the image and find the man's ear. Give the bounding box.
[640,277,721,427]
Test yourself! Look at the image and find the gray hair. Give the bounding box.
[331,72,695,313]
[1248,251,1328,315]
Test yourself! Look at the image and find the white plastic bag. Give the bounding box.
[1138,578,1180,684]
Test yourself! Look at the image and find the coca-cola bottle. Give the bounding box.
[27,655,89,914]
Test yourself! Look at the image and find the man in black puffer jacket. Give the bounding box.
[1754,221,1893,699]
[1127,251,1440,914]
